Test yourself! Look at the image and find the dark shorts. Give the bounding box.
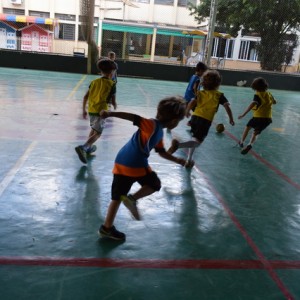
[247,117,272,134]
[190,115,212,142]
[111,171,161,201]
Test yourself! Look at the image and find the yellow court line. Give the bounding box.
[67,74,87,100]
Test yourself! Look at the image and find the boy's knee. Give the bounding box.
[149,172,161,191]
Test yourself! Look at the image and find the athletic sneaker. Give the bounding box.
[86,145,97,154]
[75,146,87,164]
[99,225,126,241]
[167,139,179,154]
[185,160,195,168]
[241,144,252,155]
[121,194,140,220]
[238,142,244,148]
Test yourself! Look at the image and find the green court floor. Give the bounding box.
[0,67,300,300]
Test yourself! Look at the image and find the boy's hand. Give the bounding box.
[82,110,88,119]
[238,115,244,120]
[230,119,235,125]
[112,103,117,110]
[176,157,186,166]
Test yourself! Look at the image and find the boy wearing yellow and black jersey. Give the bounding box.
[75,58,117,164]
[238,77,277,155]
[167,70,235,167]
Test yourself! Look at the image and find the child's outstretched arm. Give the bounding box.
[186,99,197,117]
[223,103,235,125]
[111,94,117,110]
[238,102,256,120]
[82,90,89,119]
[158,151,186,166]
[100,110,135,122]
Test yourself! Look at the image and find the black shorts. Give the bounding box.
[111,171,161,201]
[190,115,212,142]
[247,117,272,134]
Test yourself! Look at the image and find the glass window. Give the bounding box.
[239,40,259,61]
[58,23,75,40]
[154,0,174,5]
[211,38,234,59]
[78,25,98,42]
[29,11,50,18]
[55,13,76,21]
[3,8,25,15]
[178,0,196,7]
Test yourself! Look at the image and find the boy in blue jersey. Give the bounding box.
[184,62,208,126]
[75,58,117,164]
[99,96,187,241]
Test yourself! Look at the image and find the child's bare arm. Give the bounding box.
[223,103,235,125]
[238,102,256,119]
[186,99,196,117]
[82,91,89,119]
[158,152,186,166]
[111,95,117,110]
[100,110,135,122]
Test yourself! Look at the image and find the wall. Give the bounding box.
[1,50,299,91]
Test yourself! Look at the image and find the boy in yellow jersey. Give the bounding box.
[167,70,235,167]
[75,58,117,164]
[238,77,277,155]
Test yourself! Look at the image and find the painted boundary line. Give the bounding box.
[224,130,300,190]
[0,141,37,198]
[0,256,300,269]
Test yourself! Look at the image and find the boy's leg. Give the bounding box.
[122,172,160,220]
[239,126,251,147]
[100,201,125,240]
[103,200,122,229]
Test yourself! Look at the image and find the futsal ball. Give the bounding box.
[216,123,225,133]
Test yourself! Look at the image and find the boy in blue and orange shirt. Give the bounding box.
[99,96,187,241]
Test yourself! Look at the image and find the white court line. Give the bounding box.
[0,74,87,197]
[0,141,37,197]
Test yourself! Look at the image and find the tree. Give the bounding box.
[189,0,300,71]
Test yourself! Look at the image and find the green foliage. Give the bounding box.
[189,0,300,71]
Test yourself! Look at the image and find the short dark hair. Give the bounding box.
[97,58,116,74]
[156,96,186,122]
[202,70,221,90]
[195,62,208,72]
[251,77,268,91]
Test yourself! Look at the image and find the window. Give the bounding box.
[3,8,25,15]
[55,13,76,21]
[79,16,99,24]
[211,38,234,59]
[58,23,75,40]
[239,40,259,61]
[177,0,196,7]
[154,0,174,5]
[133,0,150,3]
[78,25,98,42]
[29,11,50,18]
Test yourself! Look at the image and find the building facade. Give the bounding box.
[0,0,299,72]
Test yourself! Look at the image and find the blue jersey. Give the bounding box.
[184,74,200,103]
[113,115,165,177]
